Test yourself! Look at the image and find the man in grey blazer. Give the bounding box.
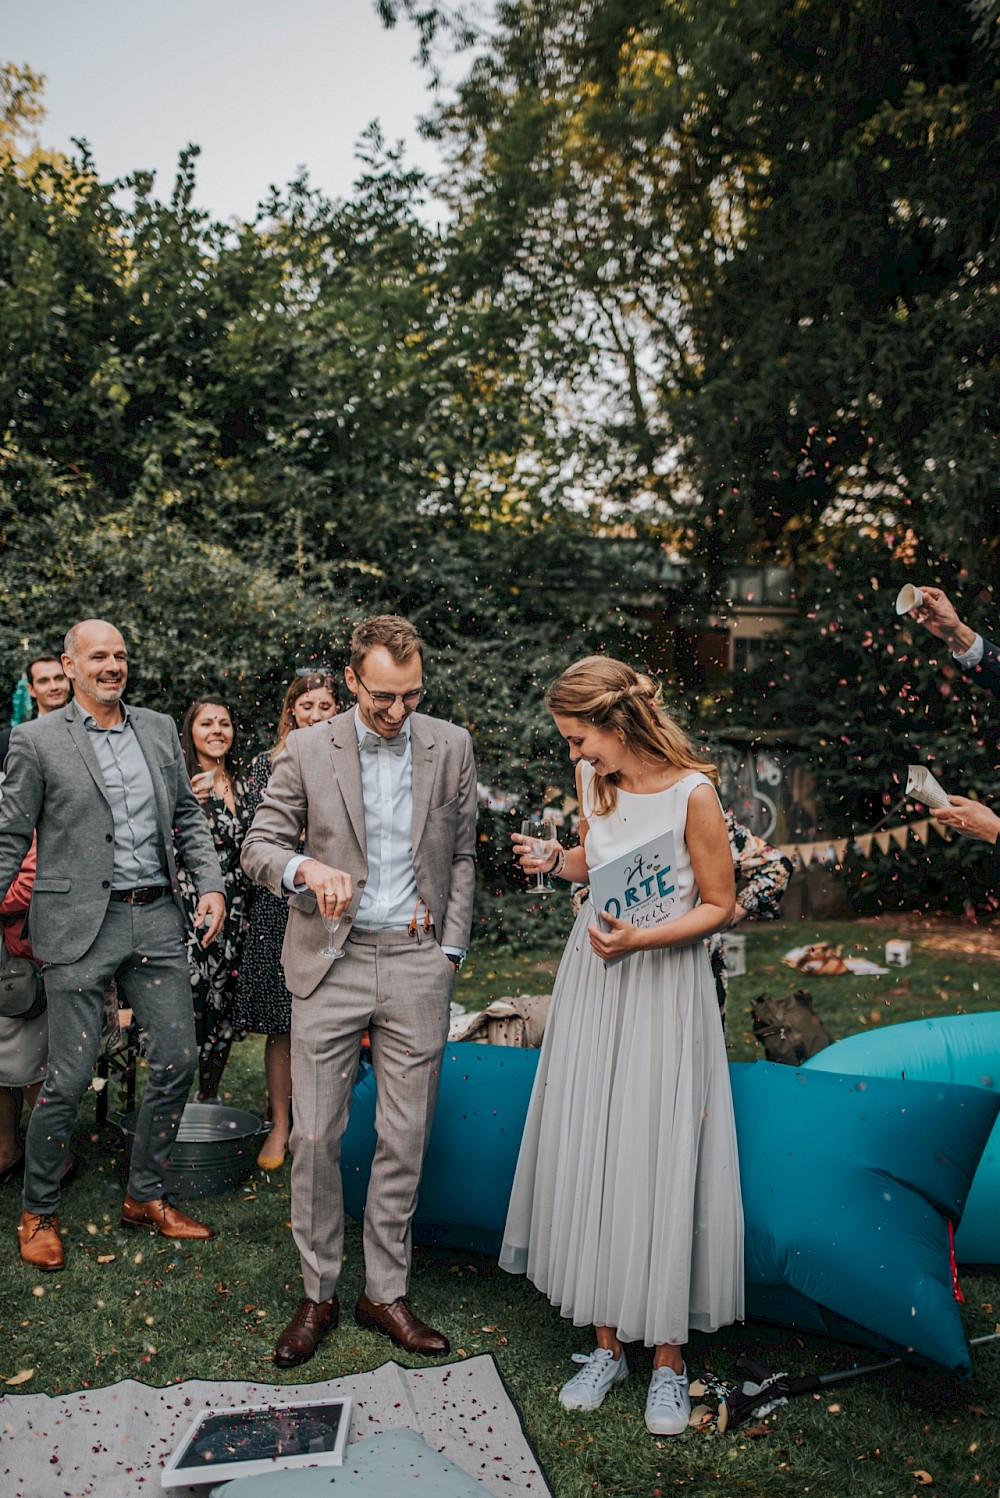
[0,620,226,1270]
[242,615,477,1367]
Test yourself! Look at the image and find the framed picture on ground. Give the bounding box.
[161,1396,352,1487]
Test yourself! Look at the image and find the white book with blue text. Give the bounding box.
[588,829,679,964]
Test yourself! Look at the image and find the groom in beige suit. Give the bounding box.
[241,615,477,1367]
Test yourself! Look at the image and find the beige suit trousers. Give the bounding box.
[290,927,453,1304]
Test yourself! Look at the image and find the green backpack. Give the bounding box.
[751,988,833,1066]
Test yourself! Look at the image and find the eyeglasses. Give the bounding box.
[355,670,423,712]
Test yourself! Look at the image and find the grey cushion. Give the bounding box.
[212,1427,484,1496]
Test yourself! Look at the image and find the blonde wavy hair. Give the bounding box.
[545,655,719,817]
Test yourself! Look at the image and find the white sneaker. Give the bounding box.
[558,1348,629,1411]
[645,1363,691,1436]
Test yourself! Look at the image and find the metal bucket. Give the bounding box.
[115,1102,266,1199]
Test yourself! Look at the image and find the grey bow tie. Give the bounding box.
[361,730,407,757]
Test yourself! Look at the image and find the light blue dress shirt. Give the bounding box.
[77,700,169,888]
[351,708,420,930]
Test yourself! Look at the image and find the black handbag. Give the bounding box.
[0,933,45,1020]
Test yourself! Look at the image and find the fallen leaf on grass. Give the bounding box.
[96,1254,115,1264]
[5,1368,35,1385]
[911,1472,933,1486]
[742,1423,772,1438]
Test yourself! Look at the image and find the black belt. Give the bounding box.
[110,886,168,906]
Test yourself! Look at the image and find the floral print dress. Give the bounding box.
[175,778,250,1097]
[708,810,794,1030]
[231,753,295,1036]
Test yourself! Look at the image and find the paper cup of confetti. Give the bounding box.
[906,764,950,810]
[895,584,924,615]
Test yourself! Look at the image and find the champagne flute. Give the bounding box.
[521,815,557,894]
[192,766,217,799]
[320,913,346,960]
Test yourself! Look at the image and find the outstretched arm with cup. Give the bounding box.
[932,793,1000,885]
[906,586,1000,696]
[932,795,1000,846]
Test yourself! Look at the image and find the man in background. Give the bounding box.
[0,655,71,763]
[27,656,71,717]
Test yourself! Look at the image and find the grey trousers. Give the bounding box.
[24,898,196,1214]
[290,928,453,1304]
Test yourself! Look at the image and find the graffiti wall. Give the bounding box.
[713,741,822,845]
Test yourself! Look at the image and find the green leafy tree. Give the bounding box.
[0,66,643,939]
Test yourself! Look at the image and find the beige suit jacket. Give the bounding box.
[240,710,477,998]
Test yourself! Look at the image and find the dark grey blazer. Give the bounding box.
[961,636,1000,698]
[0,702,224,964]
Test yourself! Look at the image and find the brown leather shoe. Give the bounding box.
[274,1296,340,1369]
[120,1194,216,1240]
[355,1291,449,1356]
[18,1210,64,1271]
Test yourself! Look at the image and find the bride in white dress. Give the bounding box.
[501,655,744,1437]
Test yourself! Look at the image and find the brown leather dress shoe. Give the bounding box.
[18,1210,64,1271]
[355,1291,449,1356]
[274,1296,340,1369]
[120,1194,216,1240]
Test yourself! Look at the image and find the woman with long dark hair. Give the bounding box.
[177,696,250,1101]
[501,656,743,1438]
[232,672,339,1169]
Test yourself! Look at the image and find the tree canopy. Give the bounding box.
[3,1,999,920]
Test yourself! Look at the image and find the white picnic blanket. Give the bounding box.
[0,1354,550,1498]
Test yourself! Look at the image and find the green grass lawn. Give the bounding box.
[1,917,998,1496]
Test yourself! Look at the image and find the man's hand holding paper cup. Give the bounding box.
[932,795,1000,846]
[897,584,978,654]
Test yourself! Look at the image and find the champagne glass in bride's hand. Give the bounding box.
[520,815,557,894]
[319,913,346,960]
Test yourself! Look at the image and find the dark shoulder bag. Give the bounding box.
[751,988,832,1066]
[0,925,45,1021]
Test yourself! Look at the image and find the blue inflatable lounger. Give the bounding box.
[341,1047,998,1374]
[804,1011,1000,1264]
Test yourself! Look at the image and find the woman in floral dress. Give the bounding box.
[176,697,250,1102]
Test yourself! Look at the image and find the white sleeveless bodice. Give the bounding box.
[580,761,713,917]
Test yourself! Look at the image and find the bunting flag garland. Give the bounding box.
[776,818,945,868]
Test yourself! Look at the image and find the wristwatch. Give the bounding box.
[448,953,465,972]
